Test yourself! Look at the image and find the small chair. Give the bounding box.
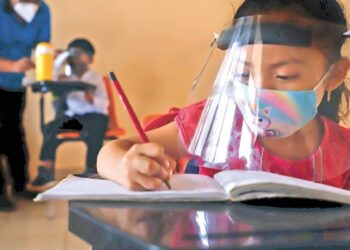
[39,77,126,218]
[53,76,126,173]
[56,76,126,141]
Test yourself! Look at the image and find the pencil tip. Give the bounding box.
[164,180,172,190]
[108,71,117,81]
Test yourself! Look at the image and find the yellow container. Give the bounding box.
[35,42,54,81]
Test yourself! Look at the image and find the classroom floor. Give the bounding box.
[0,168,90,250]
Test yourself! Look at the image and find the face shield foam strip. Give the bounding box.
[217,23,312,50]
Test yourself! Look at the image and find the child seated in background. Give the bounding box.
[27,38,109,192]
[96,0,350,191]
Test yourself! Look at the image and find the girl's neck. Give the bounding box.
[258,116,324,160]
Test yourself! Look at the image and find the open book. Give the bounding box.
[34,170,350,204]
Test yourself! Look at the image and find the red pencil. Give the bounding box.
[108,72,171,190]
[109,72,149,143]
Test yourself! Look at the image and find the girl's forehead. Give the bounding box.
[234,44,326,68]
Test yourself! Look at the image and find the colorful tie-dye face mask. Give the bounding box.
[233,69,330,138]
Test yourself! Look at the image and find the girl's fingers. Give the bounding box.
[121,143,177,191]
[133,172,165,190]
[130,143,165,158]
[131,155,170,180]
[123,180,144,191]
[130,143,168,164]
[129,142,176,172]
[164,155,177,173]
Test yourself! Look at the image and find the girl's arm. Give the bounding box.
[97,122,181,190]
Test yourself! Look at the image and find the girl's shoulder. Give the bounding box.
[321,116,350,152]
[143,100,206,133]
[321,116,350,144]
[177,100,206,119]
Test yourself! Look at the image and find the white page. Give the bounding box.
[214,170,350,204]
[34,174,227,202]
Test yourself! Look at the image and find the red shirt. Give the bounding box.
[174,101,350,189]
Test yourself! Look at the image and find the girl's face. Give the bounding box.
[236,43,330,105]
[231,13,350,107]
[239,44,327,90]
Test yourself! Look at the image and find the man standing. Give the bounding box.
[0,0,51,211]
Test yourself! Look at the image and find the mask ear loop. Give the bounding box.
[327,90,332,102]
[313,64,335,105]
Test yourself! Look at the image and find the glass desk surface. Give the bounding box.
[68,199,350,250]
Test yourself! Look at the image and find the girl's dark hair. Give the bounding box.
[235,0,350,123]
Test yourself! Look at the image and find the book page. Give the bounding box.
[34,174,228,202]
[214,170,350,204]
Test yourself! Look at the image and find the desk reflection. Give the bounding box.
[69,201,350,249]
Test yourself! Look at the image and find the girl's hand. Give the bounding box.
[116,143,177,190]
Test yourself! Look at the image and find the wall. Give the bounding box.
[24,0,236,175]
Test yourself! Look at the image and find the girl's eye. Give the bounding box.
[276,74,300,81]
[235,73,250,83]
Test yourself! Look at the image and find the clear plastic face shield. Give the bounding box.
[185,15,350,186]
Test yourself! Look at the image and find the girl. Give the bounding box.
[97,0,350,190]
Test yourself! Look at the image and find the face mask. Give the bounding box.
[233,69,331,138]
[14,2,39,23]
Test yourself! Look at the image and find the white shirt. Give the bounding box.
[65,70,109,116]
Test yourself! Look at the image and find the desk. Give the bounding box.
[68,200,350,250]
[30,81,96,131]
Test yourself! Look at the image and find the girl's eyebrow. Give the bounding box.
[238,58,305,68]
[270,58,305,69]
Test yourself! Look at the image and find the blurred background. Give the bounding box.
[25,0,235,178]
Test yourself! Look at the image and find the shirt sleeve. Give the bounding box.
[174,100,206,148]
[143,107,181,132]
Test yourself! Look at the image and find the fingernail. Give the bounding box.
[165,160,170,167]
[168,169,174,178]
[162,170,169,179]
